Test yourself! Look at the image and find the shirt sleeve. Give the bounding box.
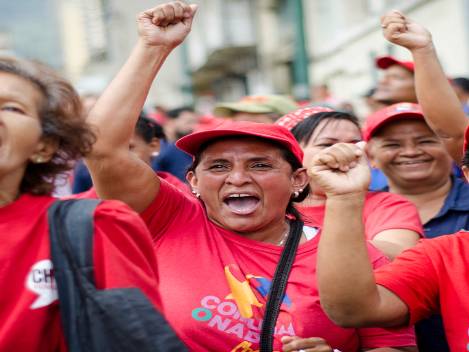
[92,200,162,310]
[357,243,416,348]
[140,179,203,241]
[364,192,424,240]
[374,240,439,325]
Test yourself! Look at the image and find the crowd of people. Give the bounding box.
[2,1,469,351]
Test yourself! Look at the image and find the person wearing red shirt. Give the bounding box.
[0,56,162,350]
[84,3,416,351]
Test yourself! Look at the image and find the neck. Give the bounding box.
[389,177,452,223]
[240,218,290,245]
[0,171,23,207]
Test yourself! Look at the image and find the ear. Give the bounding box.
[148,137,161,154]
[291,167,310,193]
[186,170,198,190]
[365,140,379,169]
[29,137,58,164]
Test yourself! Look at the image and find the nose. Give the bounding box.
[225,166,251,186]
[400,142,423,157]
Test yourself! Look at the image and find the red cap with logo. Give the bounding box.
[362,103,424,141]
[176,120,304,164]
[275,106,334,130]
[376,56,415,73]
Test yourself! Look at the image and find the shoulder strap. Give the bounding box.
[48,198,101,350]
[259,219,304,352]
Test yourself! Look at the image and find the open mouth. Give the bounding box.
[223,193,260,215]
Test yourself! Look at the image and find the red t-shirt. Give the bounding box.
[0,193,161,351]
[73,171,191,199]
[141,181,415,352]
[375,231,469,351]
[297,191,423,240]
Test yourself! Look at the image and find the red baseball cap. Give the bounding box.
[362,103,424,141]
[176,120,304,163]
[275,106,334,130]
[376,56,415,73]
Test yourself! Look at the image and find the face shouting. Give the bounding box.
[187,138,308,234]
[368,119,452,190]
[0,72,49,196]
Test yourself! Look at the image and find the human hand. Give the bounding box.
[381,10,432,51]
[137,1,197,49]
[281,336,333,352]
[308,142,370,197]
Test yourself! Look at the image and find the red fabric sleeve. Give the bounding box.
[92,200,162,310]
[374,240,439,325]
[364,192,424,240]
[357,241,416,348]
[140,179,203,242]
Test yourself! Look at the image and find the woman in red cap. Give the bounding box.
[84,2,417,351]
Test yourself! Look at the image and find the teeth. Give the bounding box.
[228,193,252,198]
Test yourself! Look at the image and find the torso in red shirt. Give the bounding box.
[0,194,160,351]
[375,231,469,351]
[141,182,415,352]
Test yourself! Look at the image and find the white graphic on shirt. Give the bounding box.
[25,259,58,309]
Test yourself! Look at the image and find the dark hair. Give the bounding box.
[166,106,195,119]
[291,111,360,145]
[187,136,310,219]
[135,113,167,143]
[0,56,96,195]
[452,77,469,93]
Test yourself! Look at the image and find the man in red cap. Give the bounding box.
[373,56,417,107]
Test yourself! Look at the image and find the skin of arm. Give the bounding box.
[372,229,420,260]
[381,10,468,162]
[85,2,197,212]
[312,143,410,328]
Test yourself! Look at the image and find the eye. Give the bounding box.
[382,143,400,148]
[418,139,437,145]
[208,163,228,171]
[2,105,25,114]
[251,162,272,169]
[316,143,334,148]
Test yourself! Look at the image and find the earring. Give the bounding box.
[192,190,200,198]
[34,156,44,163]
[293,188,303,199]
[151,151,160,157]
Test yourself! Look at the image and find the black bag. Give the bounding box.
[48,199,187,352]
[259,219,304,352]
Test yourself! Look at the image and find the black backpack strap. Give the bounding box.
[48,198,101,350]
[259,219,304,352]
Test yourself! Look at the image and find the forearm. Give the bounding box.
[87,39,173,157]
[411,44,468,162]
[318,192,379,326]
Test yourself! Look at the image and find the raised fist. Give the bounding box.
[137,1,197,48]
[381,10,432,51]
[308,142,370,197]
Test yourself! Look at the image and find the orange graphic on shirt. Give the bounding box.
[224,265,263,318]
